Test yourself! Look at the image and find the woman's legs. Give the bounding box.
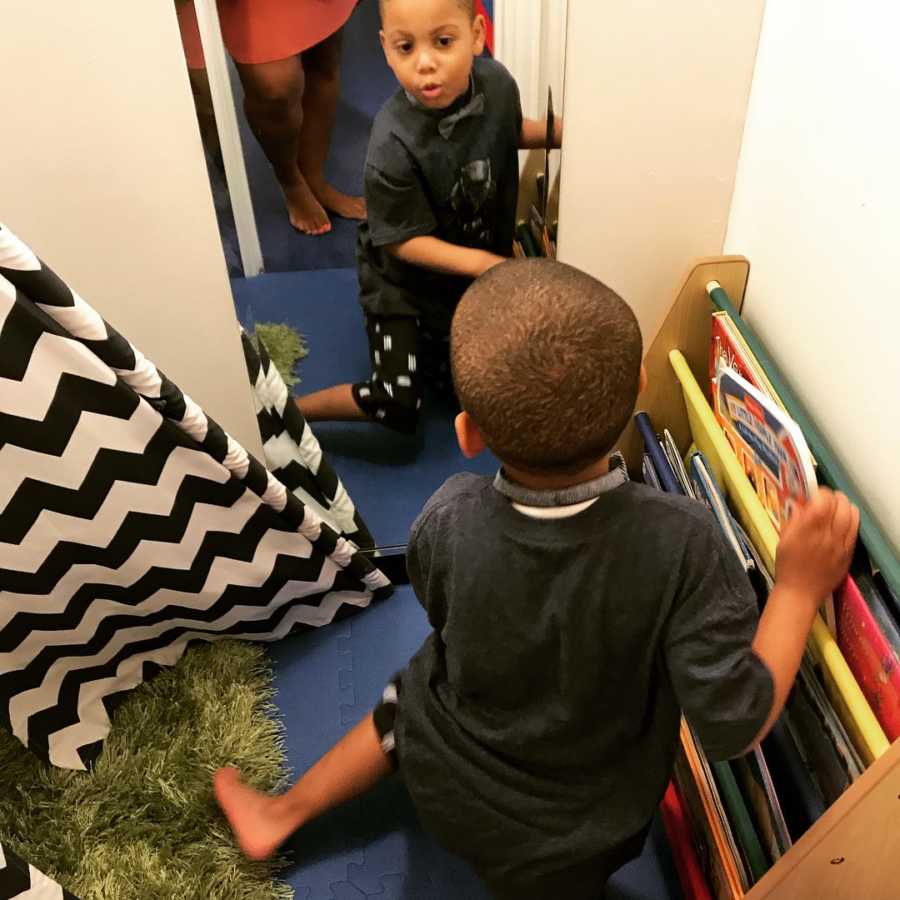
[299,29,366,221]
[236,55,331,235]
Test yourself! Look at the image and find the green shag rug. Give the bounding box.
[0,641,292,900]
[252,322,308,388]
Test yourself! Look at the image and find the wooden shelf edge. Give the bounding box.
[620,255,751,474]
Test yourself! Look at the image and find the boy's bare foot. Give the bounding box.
[309,180,367,221]
[283,176,332,235]
[214,767,301,860]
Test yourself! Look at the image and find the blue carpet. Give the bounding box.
[235,268,684,898]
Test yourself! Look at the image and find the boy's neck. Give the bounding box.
[501,455,612,492]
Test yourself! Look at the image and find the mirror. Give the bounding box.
[176,0,567,550]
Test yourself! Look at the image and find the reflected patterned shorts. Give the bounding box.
[352,314,454,434]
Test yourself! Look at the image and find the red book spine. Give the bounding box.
[660,781,714,900]
[836,575,900,740]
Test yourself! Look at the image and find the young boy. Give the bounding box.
[296,0,561,434]
[217,260,859,898]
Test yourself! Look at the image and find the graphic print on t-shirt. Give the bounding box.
[450,159,497,245]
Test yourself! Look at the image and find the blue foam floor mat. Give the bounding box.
[269,587,682,899]
[234,268,683,897]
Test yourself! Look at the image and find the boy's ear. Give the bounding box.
[471,14,486,56]
[379,29,388,55]
[455,411,487,459]
[639,363,648,396]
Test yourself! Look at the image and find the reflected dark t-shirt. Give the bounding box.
[357,57,523,331]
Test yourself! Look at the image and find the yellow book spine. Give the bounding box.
[669,350,888,765]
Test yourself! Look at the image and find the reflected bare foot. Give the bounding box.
[283,176,332,235]
[214,767,301,860]
[309,179,367,221]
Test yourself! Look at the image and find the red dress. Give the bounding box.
[176,0,358,69]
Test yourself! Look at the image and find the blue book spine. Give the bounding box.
[634,412,683,495]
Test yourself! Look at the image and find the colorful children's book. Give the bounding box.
[715,365,816,532]
[710,311,786,416]
[676,720,746,899]
[834,575,900,741]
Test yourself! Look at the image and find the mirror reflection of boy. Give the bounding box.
[296,0,562,434]
[217,260,859,899]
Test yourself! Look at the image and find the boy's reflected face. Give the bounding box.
[380,0,485,110]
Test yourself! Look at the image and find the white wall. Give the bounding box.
[556,0,765,344]
[495,0,569,220]
[0,0,262,456]
[725,1,900,553]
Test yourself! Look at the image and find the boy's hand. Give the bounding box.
[388,237,505,280]
[775,489,859,604]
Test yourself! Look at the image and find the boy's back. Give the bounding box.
[398,467,772,885]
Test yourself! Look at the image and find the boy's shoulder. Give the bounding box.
[621,481,732,542]
[410,473,492,537]
[472,55,517,92]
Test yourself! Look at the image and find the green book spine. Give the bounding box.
[712,759,770,883]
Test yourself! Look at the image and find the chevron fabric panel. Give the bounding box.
[0,224,391,770]
[242,332,375,549]
[0,842,79,899]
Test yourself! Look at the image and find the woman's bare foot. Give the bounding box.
[308,179,367,221]
[214,767,304,860]
[283,176,332,235]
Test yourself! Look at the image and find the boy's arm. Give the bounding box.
[387,236,505,279]
[665,489,858,760]
[520,116,563,150]
[745,489,859,748]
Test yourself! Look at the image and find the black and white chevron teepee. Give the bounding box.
[0,223,391,771]
[0,841,79,899]
[242,331,375,549]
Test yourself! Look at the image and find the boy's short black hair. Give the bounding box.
[379,0,475,22]
[451,259,643,473]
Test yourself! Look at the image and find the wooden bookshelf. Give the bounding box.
[637,256,900,900]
